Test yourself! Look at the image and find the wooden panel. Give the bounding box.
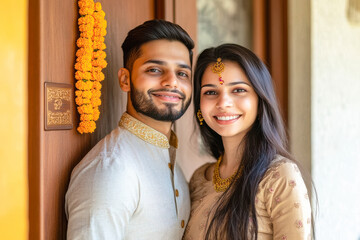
[252,0,288,125]
[253,0,267,61]
[155,0,174,21]
[268,0,288,124]
[28,0,155,239]
[28,0,43,239]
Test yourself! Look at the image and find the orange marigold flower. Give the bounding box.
[91,59,107,68]
[93,107,100,121]
[91,97,101,107]
[92,50,106,59]
[80,31,93,39]
[78,15,95,25]
[94,2,102,11]
[76,37,92,48]
[93,10,105,19]
[93,42,106,50]
[75,61,92,72]
[92,71,105,81]
[76,80,93,91]
[79,7,94,16]
[75,71,92,81]
[76,96,91,106]
[77,120,96,134]
[92,66,102,72]
[77,104,94,114]
[75,90,83,97]
[92,36,105,43]
[94,20,107,29]
[78,0,94,9]
[76,0,106,134]
[91,89,101,98]
[76,47,92,57]
[76,54,92,63]
[92,81,102,90]
[93,28,107,37]
[80,113,94,121]
[82,90,93,99]
[79,23,94,33]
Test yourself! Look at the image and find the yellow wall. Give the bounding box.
[0,1,28,239]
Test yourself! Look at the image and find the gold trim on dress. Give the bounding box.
[119,113,178,149]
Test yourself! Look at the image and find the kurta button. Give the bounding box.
[168,163,172,169]
[181,220,185,228]
[175,189,179,197]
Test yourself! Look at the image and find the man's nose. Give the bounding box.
[161,71,178,88]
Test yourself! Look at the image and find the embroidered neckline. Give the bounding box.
[119,112,178,149]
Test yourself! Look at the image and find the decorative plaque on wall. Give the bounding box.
[45,82,73,130]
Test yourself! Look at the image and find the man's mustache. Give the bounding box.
[148,88,186,99]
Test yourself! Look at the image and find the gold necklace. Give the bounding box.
[213,155,243,192]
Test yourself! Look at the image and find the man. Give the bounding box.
[65,19,194,239]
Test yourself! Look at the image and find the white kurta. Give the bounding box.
[65,113,190,240]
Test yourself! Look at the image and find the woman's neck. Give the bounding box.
[220,137,244,177]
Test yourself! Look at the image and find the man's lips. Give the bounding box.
[150,90,185,103]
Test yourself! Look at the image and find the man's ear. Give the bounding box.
[118,68,130,92]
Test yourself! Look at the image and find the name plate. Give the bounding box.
[45,82,73,130]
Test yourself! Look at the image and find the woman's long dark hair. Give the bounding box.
[194,44,303,239]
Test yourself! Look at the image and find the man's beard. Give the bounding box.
[130,82,191,122]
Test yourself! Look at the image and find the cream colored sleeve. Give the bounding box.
[263,161,312,240]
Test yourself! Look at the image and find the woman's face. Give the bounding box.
[200,61,259,141]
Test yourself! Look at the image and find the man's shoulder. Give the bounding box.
[71,127,137,174]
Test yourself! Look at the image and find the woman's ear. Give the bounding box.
[118,68,130,92]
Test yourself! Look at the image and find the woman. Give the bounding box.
[183,44,314,240]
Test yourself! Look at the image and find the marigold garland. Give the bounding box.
[75,0,107,134]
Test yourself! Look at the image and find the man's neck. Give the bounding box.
[126,108,173,140]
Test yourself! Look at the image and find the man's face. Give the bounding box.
[129,39,192,122]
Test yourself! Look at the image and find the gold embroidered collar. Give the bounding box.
[119,112,178,149]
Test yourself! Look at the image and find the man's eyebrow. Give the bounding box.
[178,63,191,70]
[144,60,191,70]
[144,60,165,65]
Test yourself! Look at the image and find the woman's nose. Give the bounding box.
[216,92,233,109]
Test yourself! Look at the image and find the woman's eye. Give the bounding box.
[204,90,217,95]
[233,88,246,93]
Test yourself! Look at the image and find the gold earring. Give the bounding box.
[197,109,204,125]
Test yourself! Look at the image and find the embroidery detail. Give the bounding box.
[295,220,304,228]
[289,180,297,188]
[119,113,177,149]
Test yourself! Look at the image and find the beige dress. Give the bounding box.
[183,156,312,240]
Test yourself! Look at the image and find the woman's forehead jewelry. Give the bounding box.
[212,58,225,85]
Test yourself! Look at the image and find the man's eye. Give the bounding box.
[146,68,161,73]
[178,72,189,78]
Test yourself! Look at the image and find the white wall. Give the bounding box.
[312,0,360,238]
[290,0,360,239]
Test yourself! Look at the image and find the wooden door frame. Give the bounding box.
[253,0,288,125]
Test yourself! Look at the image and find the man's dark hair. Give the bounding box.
[121,19,194,71]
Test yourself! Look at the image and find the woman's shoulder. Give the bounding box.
[190,162,213,182]
[189,162,214,192]
[260,155,303,188]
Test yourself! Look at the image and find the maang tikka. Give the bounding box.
[212,58,225,85]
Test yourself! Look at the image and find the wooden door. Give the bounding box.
[28,0,156,239]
